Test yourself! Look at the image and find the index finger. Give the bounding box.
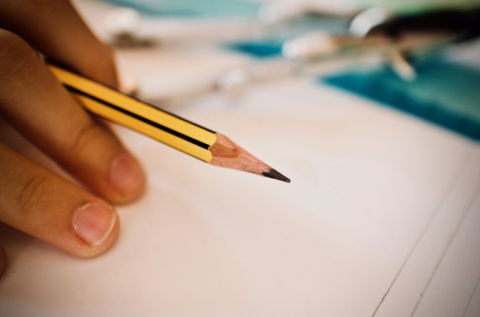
[0,0,117,88]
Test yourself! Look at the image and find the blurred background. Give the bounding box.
[72,0,480,140]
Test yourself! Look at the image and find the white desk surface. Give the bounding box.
[1,1,480,316]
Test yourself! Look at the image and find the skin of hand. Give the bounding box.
[0,0,146,276]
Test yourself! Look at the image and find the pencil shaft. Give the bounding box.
[49,64,216,162]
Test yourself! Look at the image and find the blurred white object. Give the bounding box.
[214,68,251,98]
[349,7,391,37]
[139,70,214,101]
[104,7,141,36]
[138,61,290,101]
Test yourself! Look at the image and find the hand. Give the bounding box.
[0,0,146,275]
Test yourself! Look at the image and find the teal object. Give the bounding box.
[227,40,284,58]
[323,60,480,141]
[101,0,260,17]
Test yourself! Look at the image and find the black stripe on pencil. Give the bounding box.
[65,85,210,150]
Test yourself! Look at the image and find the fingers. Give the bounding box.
[0,0,117,88]
[0,142,119,257]
[0,30,145,204]
[0,245,5,276]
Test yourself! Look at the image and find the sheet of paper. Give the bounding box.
[465,281,480,317]
[1,75,479,316]
[374,148,480,317]
[413,192,480,317]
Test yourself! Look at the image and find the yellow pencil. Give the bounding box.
[48,63,290,183]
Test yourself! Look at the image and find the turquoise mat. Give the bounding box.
[323,60,480,141]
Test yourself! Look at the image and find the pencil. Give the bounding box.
[47,63,290,183]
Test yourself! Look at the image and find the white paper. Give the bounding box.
[1,77,479,316]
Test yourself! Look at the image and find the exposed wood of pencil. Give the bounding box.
[209,134,290,183]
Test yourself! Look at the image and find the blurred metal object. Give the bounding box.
[136,52,387,104]
[282,32,341,59]
[283,6,480,80]
[103,6,269,48]
[365,6,480,42]
[258,0,358,25]
[282,31,393,61]
[282,30,448,80]
[387,49,416,81]
[282,7,393,61]
[138,59,297,102]
[110,4,480,102]
[102,0,359,49]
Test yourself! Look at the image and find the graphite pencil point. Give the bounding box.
[262,168,291,183]
[209,133,290,182]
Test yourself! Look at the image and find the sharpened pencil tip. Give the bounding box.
[262,168,291,183]
[209,134,291,183]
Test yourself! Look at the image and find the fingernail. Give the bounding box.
[74,203,117,247]
[109,153,144,196]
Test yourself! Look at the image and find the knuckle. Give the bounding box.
[17,174,50,218]
[62,119,101,158]
[0,30,38,82]
[0,30,23,60]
